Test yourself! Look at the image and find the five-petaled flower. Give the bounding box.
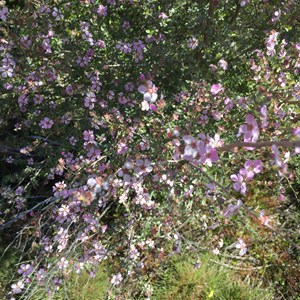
[210,83,224,95]
[231,174,247,194]
[239,160,263,180]
[138,80,158,103]
[238,114,259,143]
[11,280,24,294]
[39,117,54,129]
[111,273,123,286]
[187,36,198,49]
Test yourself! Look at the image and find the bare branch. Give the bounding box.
[0,197,57,231]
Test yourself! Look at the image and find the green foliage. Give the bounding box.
[0,242,20,299]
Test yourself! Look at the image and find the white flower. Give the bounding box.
[87,178,97,188]
[11,281,24,294]
[111,273,123,286]
[141,100,150,111]
[57,257,69,269]
[235,238,247,256]
[138,80,158,103]
[187,36,198,49]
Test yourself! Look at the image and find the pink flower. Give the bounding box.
[271,145,288,175]
[259,210,270,226]
[218,59,228,70]
[199,145,218,166]
[159,12,168,19]
[210,83,223,95]
[238,114,259,143]
[239,160,263,180]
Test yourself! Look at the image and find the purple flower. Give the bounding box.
[0,6,8,21]
[223,200,243,218]
[122,20,130,30]
[83,130,94,141]
[133,40,145,53]
[240,0,250,7]
[272,145,288,175]
[260,105,268,128]
[293,127,300,138]
[265,30,279,56]
[116,41,132,53]
[117,141,128,155]
[231,174,247,194]
[149,103,158,112]
[97,5,107,17]
[84,91,96,110]
[39,117,54,129]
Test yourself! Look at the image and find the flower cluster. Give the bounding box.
[174,134,220,166]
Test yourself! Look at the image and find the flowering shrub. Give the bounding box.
[0,0,300,298]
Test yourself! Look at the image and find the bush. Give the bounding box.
[0,0,299,299]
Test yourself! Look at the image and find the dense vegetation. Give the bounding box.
[0,0,299,299]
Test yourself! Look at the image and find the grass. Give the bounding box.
[0,247,276,300]
[56,268,108,300]
[30,266,109,300]
[152,254,274,300]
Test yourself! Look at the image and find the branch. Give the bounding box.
[216,140,300,152]
[27,135,61,146]
[0,196,57,231]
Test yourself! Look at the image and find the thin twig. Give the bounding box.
[216,140,300,152]
[209,259,271,271]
